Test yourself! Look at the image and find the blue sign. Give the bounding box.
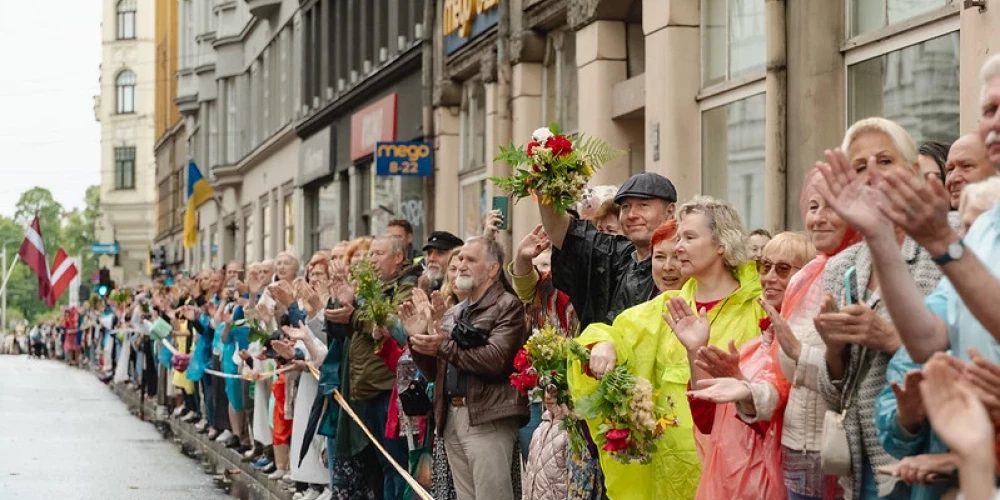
[444,2,500,55]
[375,141,433,177]
[91,242,120,255]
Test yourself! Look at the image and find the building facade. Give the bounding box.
[96,0,158,286]
[430,0,999,247]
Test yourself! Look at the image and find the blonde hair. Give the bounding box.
[306,252,331,282]
[841,117,918,167]
[762,232,816,268]
[440,248,464,308]
[959,177,1000,219]
[677,195,750,269]
[981,53,1000,106]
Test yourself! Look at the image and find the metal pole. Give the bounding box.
[2,246,7,338]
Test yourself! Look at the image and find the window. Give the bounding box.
[117,0,136,40]
[283,195,295,254]
[851,0,950,36]
[114,147,136,190]
[459,177,487,241]
[225,79,237,163]
[460,80,486,172]
[701,0,766,86]
[848,32,960,146]
[116,70,136,114]
[157,178,170,234]
[702,93,766,229]
[243,207,255,264]
[261,202,272,259]
[542,32,579,132]
[312,180,341,253]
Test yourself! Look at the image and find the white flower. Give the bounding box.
[532,127,554,143]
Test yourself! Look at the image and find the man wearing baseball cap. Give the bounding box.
[421,231,464,293]
[537,171,678,327]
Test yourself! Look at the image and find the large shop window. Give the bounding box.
[701,0,766,86]
[851,0,950,36]
[542,32,579,132]
[460,177,487,241]
[460,80,487,172]
[702,93,767,230]
[312,180,341,252]
[848,32,960,146]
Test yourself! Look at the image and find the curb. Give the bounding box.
[110,382,293,500]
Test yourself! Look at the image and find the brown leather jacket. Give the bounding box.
[412,280,529,435]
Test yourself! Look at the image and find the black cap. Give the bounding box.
[422,231,464,252]
[613,172,677,204]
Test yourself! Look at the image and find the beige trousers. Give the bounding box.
[444,405,519,500]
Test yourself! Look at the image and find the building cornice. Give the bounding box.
[213,17,259,48]
[213,124,299,188]
[154,119,186,152]
[295,45,422,138]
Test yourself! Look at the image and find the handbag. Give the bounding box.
[399,374,433,416]
[821,346,868,477]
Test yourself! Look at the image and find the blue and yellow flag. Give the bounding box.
[183,160,215,249]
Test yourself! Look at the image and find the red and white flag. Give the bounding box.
[17,215,51,304]
[49,248,78,308]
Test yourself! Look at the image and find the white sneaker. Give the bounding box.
[243,447,257,459]
[172,406,186,417]
[214,430,233,442]
[282,473,293,484]
[182,411,200,423]
[300,489,322,500]
[292,492,306,500]
[314,488,333,500]
[267,469,288,480]
[195,419,208,431]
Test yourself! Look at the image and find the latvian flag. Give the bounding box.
[49,248,79,308]
[17,215,51,304]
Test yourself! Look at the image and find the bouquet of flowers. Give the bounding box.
[111,289,130,306]
[491,123,623,213]
[349,257,399,328]
[575,365,681,464]
[509,324,592,455]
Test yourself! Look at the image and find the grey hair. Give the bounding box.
[465,236,505,266]
[374,235,407,258]
[841,117,918,168]
[677,195,750,269]
[959,177,1000,218]
[982,54,1000,106]
[275,251,301,272]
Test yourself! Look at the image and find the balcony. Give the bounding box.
[244,0,280,19]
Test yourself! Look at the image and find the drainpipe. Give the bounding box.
[496,0,513,255]
[422,0,436,231]
[765,0,787,232]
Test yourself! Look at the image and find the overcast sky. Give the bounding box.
[0,1,101,218]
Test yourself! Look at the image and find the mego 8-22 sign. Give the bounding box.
[375,141,433,177]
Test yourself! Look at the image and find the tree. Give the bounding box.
[13,187,64,255]
[62,185,101,288]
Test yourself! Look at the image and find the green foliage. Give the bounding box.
[349,258,399,328]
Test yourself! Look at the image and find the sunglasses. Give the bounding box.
[757,259,798,279]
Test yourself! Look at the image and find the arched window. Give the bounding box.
[116,70,136,114]
[117,0,136,40]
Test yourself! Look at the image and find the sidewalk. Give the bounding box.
[111,381,293,500]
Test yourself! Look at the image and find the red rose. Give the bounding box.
[526,140,541,156]
[509,370,539,394]
[513,349,531,371]
[602,428,632,452]
[758,317,772,333]
[546,135,573,157]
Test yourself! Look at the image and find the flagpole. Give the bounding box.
[0,253,20,300]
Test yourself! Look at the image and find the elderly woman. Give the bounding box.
[684,232,816,499]
[958,177,1000,236]
[570,196,765,499]
[812,118,945,500]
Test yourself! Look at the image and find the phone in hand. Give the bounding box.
[843,266,859,306]
[491,196,510,231]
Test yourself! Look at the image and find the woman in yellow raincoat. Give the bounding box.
[568,196,765,500]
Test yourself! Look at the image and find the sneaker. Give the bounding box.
[259,462,277,474]
[172,406,186,418]
[207,428,220,440]
[242,446,257,459]
[252,457,272,469]
[314,488,333,500]
[282,473,293,484]
[183,411,201,423]
[194,420,209,432]
[267,469,288,480]
[300,489,322,500]
[292,492,306,500]
[215,430,233,443]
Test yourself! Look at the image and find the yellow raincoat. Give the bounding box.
[568,262,765,500]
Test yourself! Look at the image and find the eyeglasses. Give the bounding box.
[757,259,798,279]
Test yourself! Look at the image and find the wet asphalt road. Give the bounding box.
[0,355,230,500]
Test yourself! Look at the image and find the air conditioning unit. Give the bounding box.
[398,35,407,51]
[363,60,372,74]
[414,24,423,39]
[326,87,335,100]
[337,78,346,91]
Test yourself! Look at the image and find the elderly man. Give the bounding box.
[536,171,677,328]
[326,235,420,500]
[225,260,243,284]
[815,54,1000,367]
[409,237,528,500]
[945,134,995,209]
[421,230,464,292]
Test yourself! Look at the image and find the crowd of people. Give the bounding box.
[22,53,1000,500]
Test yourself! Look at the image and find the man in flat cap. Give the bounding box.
[421,231,464,293]
[537,171,677,327]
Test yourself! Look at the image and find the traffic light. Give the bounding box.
[97,268,113,297]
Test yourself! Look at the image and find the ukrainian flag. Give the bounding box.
[184,160,215,249]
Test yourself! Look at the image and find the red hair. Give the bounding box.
[650,219,678,248]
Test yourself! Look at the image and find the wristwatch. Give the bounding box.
[931,239,965,266]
